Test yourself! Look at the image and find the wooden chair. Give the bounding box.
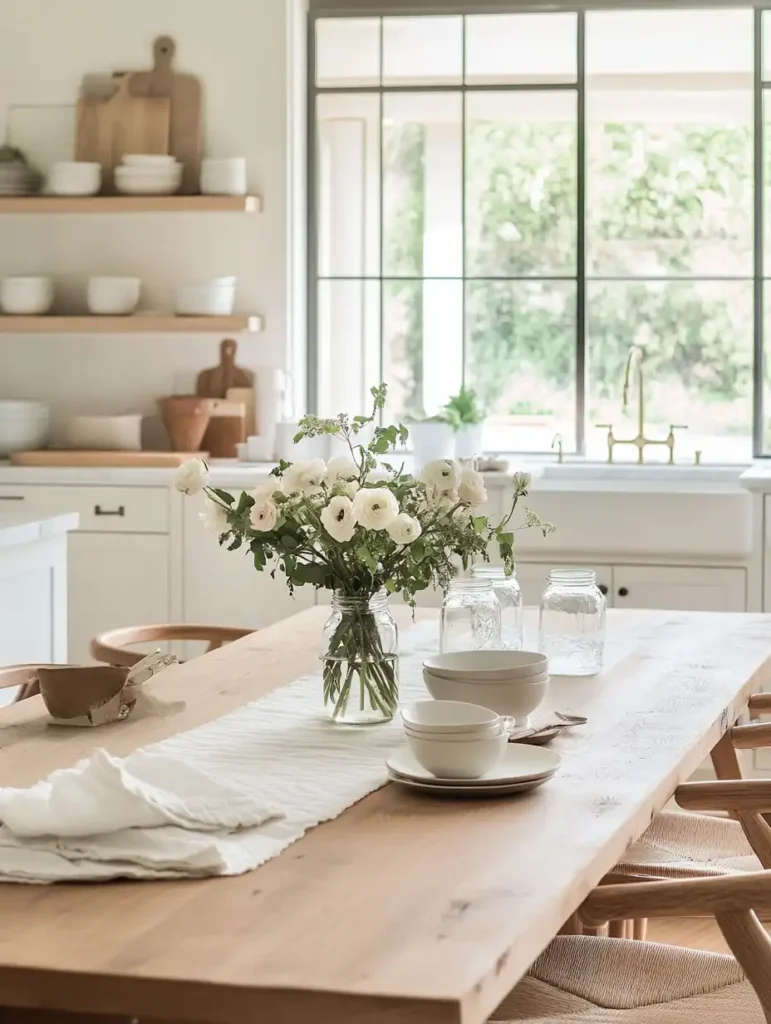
[89,624,254,668]
[493,781,771,1024]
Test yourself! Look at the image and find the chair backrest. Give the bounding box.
[90,623,253,667]
[0,664,72,703]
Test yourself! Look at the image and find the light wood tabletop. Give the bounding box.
[0,607,770,1024]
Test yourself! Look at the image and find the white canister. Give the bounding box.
[200,158,247,196]
[454,424,485,461]
[408,420,455,470]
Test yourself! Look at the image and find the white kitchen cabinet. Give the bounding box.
[613,565,746,612]
[182,500,315,629]
[67,533,170,664]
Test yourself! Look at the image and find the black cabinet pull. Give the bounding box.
[94,505,125,517]
[598,584,608,596]
[618,587,629,598]
[0,495,24,501]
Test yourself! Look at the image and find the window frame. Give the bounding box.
[307,4,770,457]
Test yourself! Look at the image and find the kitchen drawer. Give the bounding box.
[0,485,169,533]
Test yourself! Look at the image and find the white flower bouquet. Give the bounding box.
[176,385,553,724]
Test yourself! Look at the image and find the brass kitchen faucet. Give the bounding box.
[595,346,687,464]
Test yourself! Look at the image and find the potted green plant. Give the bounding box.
[443,385,485,460]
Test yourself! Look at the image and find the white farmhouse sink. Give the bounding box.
[538,462,745,486]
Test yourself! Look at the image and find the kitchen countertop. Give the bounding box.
[0,458,756,494]
[0,512,79,550]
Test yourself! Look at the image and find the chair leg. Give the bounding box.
[633,918,648,941]
[559,913,583,936]
[711,731,742,780]
[583,924,609,937]
[608,919,627,938]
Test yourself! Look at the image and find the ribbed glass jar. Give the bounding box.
[538,569,605,676]
[471,564,523,651]
[322,590,399,724]
[440,578,501,653]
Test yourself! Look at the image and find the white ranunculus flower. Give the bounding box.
[326,456,359,485]
[250,497,278,532]
[386,512,422,545]
[421,458,461,493]
[352,487,399,531]
[200,497,229,536]
[424,486,459,513]
[458,466,488,508]
[513,471,532,495]
[174,458,209,495]
[282,458,327,495]
[320,494,356,543]
[338,479,360,500]
[251,478,283,501]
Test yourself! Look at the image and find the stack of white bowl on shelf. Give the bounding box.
[175,276,236,316]
[422,650,550,728]
[115,155,182,196]
[0,277,54,315]
[0,401,50,456]
[48,162,101,196]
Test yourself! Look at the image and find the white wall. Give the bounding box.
[0,0,297,446]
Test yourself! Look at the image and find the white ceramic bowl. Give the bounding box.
[122,155,179,169]
[0,401,50,455]
[0,277,54,315]
[114,165,182,196]
[402,699,499,734]
[87,277,140,316]
[174,282,236,317]
[48,161,101,196]
[424,650,548,681]
[404,723,503,743]
[62,414,142,451]
[404,729,507,780]
[200,157,247,196]
[423,670,548,726]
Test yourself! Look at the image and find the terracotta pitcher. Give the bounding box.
[158,396,216,452]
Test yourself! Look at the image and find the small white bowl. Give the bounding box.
[423,670,548,726]
[200,157,247,196]
[122,154,179,169]
[0,277,54,315]
[405,729,507,780]
[114,165,182,196]
[48,161,101,196]
[404,723,503,742]
[62,414,142,451]
[175,283,235,317]
[424,650,548,681]
[87,277,140,316]
[0,401,50,456]
[402,699,499,734]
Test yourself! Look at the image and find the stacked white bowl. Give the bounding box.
[0,401,50,456]
[48,161,101,196]
[401,700,507,779]
[87,277,140,315]
[423,651,549,727]
[115,155,182,196]
[175,276,236,316]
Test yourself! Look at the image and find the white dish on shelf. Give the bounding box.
[48,161,101,197]
[87,277,141,315]
[175,280,236,317]
[200,157,247,196]
[0,401,50,455]
[114,164,182,196]
[62,414,142,451]
[122,154,179,169]
[0,277,54,315]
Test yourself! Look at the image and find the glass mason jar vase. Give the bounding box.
[440,578,501,653]
[322,590,399,725]
[538,569,606,676]
[471,565,523,650]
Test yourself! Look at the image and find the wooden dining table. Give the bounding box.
[0,606,770,1024]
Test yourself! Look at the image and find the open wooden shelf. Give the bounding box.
[0,195,261,214]
[0,315,263,334]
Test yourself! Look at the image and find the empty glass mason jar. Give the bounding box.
[471,565,523,650]
[538,569,605,676]
[440,578,501,653]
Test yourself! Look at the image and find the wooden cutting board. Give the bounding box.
[204,399,246,458]
[76,74,170,193]
[126,36,203,195]
[196,338,254,398]
[10,451,205,468]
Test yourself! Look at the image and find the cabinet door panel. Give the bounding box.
[183,502,314,629]
[613,565,746,612]
[68,533,170,664]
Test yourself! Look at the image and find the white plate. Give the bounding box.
[386,744,560,786]
[388,771,552,798]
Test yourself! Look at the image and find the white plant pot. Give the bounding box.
[408,421,455,471]
[455,424,485,461]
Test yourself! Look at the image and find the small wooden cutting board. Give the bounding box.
[196,338,254,398]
